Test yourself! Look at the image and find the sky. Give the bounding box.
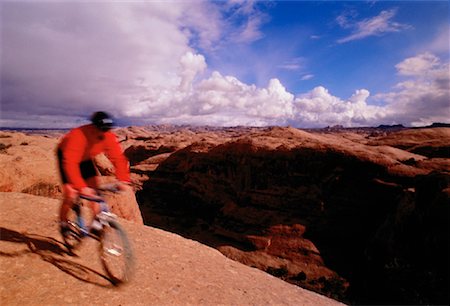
[1,0,449,128]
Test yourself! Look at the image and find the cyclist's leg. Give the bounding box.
[59,184,78,238]
[60,184,77,222]
[85,175,101,216]
[57,149,76,223]
[85,175,104,236]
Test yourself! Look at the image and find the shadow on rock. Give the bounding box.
[0,227,114,287]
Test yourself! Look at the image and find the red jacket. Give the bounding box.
[58,124,130,189]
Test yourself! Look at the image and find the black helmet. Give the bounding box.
[91,111,114,131]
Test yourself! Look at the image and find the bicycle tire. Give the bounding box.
[99,220,134,285]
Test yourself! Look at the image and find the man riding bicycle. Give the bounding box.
[57,111,131,238]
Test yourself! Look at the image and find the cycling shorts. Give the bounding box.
[57,149,97,184]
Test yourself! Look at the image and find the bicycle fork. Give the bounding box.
[71,202,89,236]
[72,200,110,237]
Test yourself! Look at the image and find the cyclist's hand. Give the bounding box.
[80,187,99,199]
[117,182,132,193]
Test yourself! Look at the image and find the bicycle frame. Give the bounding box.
[63,184,134,284]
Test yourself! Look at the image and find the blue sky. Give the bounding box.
[1,0,449,128]
[206,1,449,97]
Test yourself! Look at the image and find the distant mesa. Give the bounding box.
[376,124,405,129]
[1,122,450,131]
[429,122,450,128]
[376,122,450,129]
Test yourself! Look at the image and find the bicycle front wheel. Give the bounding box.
[99,220,134,285]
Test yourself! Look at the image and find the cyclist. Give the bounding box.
[57,111,131,238]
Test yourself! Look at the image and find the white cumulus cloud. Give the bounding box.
[179,52,207,92]
[1,2,448,129]
[292,86,385,127]
[375,53,450,126]
[290,52,449,128]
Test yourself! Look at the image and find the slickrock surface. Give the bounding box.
[0,192,341,306]
[0,131,61,196]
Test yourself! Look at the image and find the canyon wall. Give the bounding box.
[134,127,449,304]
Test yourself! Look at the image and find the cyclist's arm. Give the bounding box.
[103,132,131,185]
[62,129,89,190]
[80,186,98,198]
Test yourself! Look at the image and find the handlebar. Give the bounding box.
[97,183,122,193]
[79,194,105,202]
[78,183,122,202]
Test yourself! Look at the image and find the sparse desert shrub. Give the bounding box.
[0,143,12,153]
[0,183,14,192]
[292,271,307,281]
[321,276,348,298]
[266,266,289,278]
[21,182,61,198]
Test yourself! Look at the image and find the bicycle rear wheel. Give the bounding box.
[100,220,134,285]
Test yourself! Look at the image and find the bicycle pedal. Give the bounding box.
[79,228,89,237]
[90,227,103,239]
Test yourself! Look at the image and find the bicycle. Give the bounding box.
[62,183,134,285]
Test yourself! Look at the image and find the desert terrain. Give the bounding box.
[0,125,449,305]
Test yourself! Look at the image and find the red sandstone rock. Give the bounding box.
[1,126,449,304]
